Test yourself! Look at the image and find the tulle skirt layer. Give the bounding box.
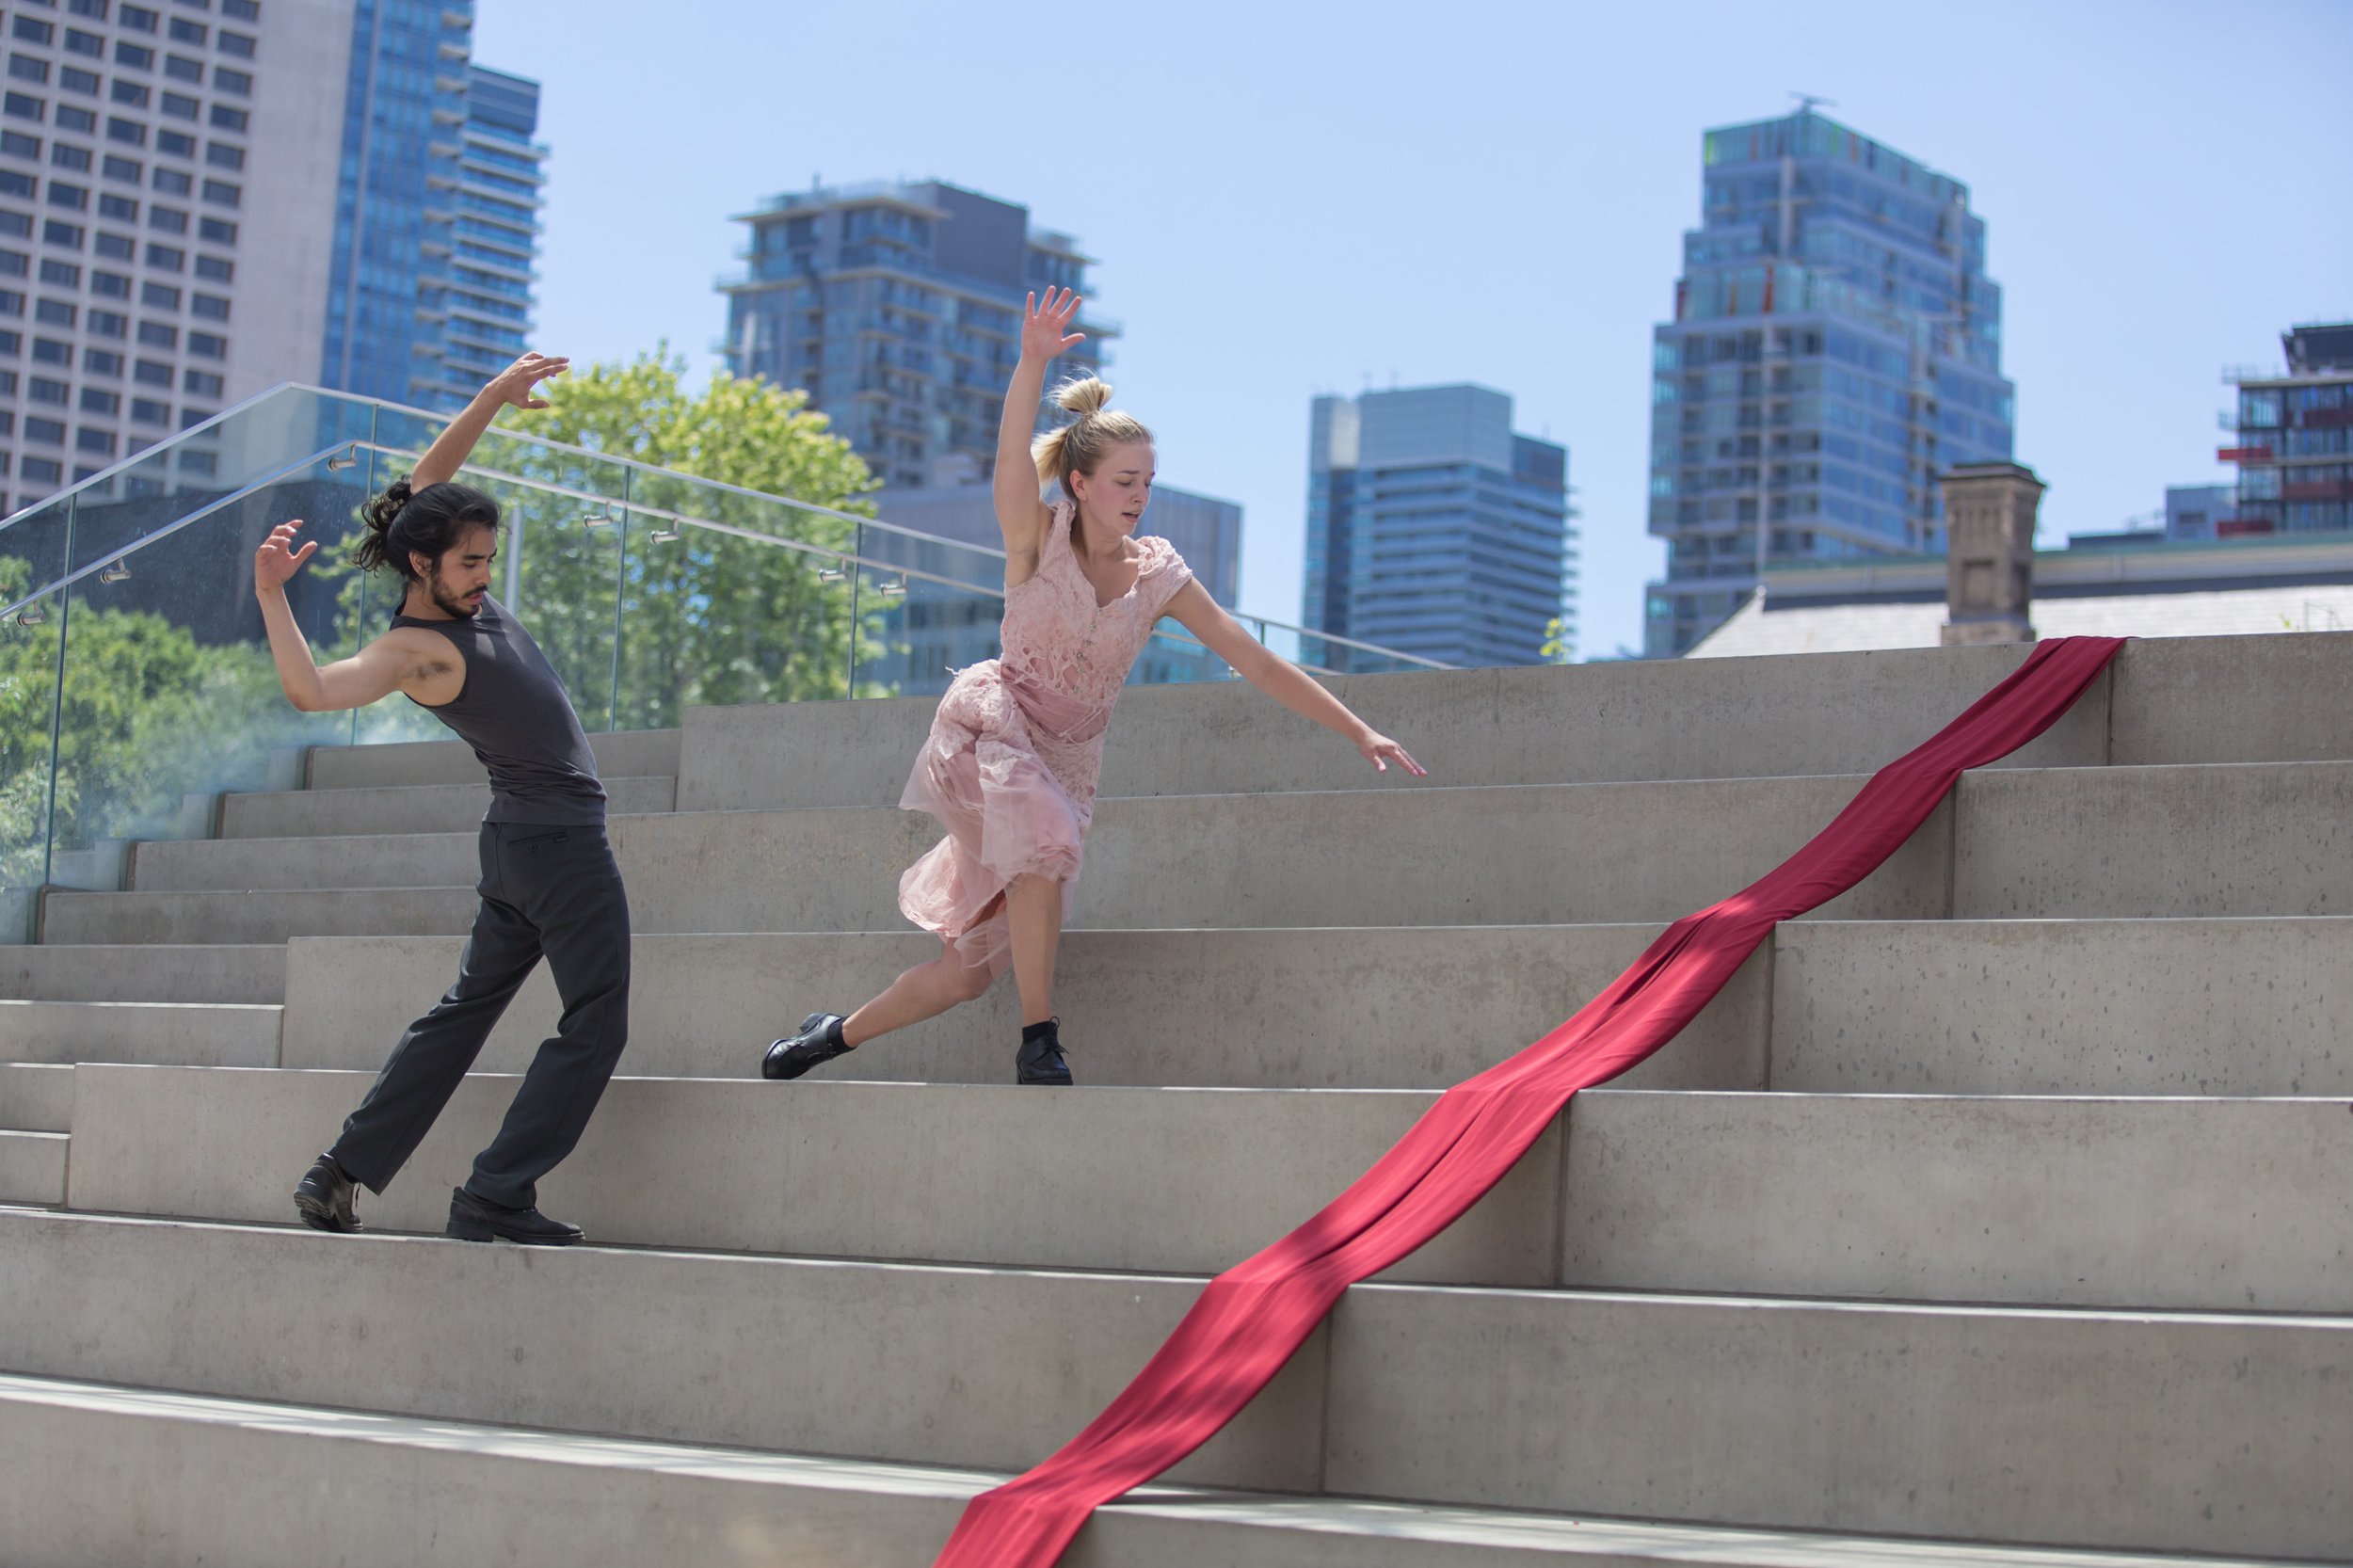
[896,661,1098,977]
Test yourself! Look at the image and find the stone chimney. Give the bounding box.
[1939,462,2044,647]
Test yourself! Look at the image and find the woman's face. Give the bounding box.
[1072,441,1155,536]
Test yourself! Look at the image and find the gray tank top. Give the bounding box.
[392,594,606,826]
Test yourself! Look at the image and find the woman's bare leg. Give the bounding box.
[1005,873,1064,1027]
[840,952,994,1048]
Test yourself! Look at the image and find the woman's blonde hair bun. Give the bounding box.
[1032,376,1152,490]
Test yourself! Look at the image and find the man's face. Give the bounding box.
[421,524,497,618]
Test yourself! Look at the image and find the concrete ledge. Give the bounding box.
[1325,1286,2353,1560]
[0,943,285,1004]
[0,1208,1326,1493]
[2109,632,2353,767]
[0,1063,72,1130]
[1559,1091,2353,1312]
[1772,918,2353,1095]
[40,887,479,946]
[1954,761,2353,920]
[679,644,2105,812]
[304,728,681,791]
[0,1128,65,1204]
[219,775,678,840]
[66,1065,1561,1287]
[9,1375,2280,1568]
[0,1000,280,1067]
[279,928,1769,1092]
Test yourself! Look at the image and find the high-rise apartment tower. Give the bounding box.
[1644,107,2013,656]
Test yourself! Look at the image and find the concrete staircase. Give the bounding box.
[2,637,2348,1566]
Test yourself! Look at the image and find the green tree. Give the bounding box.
[464,351,887,729]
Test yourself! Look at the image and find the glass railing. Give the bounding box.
[0,382,1447,937]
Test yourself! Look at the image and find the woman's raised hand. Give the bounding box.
[1355,728,1428,777]
[1020,289,1086,364]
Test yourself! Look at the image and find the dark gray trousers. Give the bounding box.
[329,821,632,1211]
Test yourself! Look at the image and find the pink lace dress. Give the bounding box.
[898,500,1195,976]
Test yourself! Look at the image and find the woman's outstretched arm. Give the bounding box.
[411,351,570,488]
[1160,581,1427,776]
[994,290,1083,577]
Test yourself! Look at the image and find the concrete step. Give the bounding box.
[69,1065,2353,1313]
[302,726,682,791]
[217,775,678,840]
[1957,760,2353,920]
[108,762,2353,938]
[0,1063,72,1130]
[275,927,1768,1092]
[680,641,2113,810]
[0,943,284,1003]
[0,1208,2340,1559]
[0,1130,65,1203]
[41,887,479,946]
[65,1066,1559,1288]
[7,1374,2294,1568]
[1555,1091,2353,1313]
[1774,917,2351,1095]
[0,1208,1325,1496]
[0,1000,281,1067]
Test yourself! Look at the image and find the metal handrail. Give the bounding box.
[0,440,350,624]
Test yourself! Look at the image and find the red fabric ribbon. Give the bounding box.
[934,635,2127,1567]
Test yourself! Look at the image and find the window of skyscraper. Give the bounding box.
[191,252,223,280]
[44,180,84,208]
[0,249,19,275]
[87,306,120,335]
[79,386,116,412]
[55,104,91,132]
[76,426,114,454]
[152,167,186,193]
[212,67,245,95]
[22,456,62,483]
[195,215,226,243]
[102,153,136,180]
[135,319,170,345]
[105,118,142,145]
[64,30,100,56]
[132,356,166,383]
[199,177,232,206]
[97,192,130,219]
[202,140,236,168]
[146,203,182,231]
[9,58,53,87]
[129,395,166,424]
[155,129,190,156]
[164,55,200,82]
[159,91,196,120]
[111,81,147,107]
[11,19,56,45]
[181,367,218,395]
[189,291,221,318]
[59,67,97,95]
[70,0,111,19]
[3,93,41,121]
[28,376,65,404]
[216,29,251,56]
[35,257,72,284]
[24,415,64,442]
[205,104,241,133]
[81,345,118,375]
[89,267,126,294]
[186,328,218,356]
[0,130,34,156]
[168,20,204,45]
[115,42,152,69]
[49,143,88,171]
[120,6,158,32]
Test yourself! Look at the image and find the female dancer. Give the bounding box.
[763,289,1423,1086]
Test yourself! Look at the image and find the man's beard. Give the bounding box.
[425,570,483,619]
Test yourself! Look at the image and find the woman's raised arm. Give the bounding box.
[993,290,1085,568]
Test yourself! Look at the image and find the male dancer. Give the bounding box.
[257,352,629,1246]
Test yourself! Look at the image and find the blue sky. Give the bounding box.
[475,0,2351,661]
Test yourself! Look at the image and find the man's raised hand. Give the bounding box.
[255,518,319,595]
[488,351,569,411]
[1019,289,1085,364]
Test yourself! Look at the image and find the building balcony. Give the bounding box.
[2217,445,2273,464]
